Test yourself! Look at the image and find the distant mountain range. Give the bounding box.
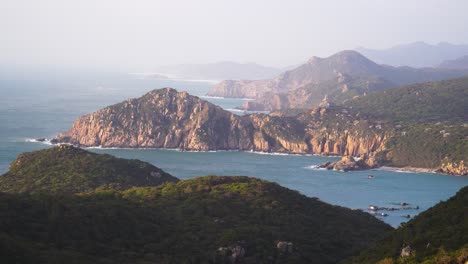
[153,61,283,80]
[207,50,468,111]
[438,55,468,69]
[355,42,468,67]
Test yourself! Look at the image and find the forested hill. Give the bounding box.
[346,76,468,123]
[0,145,178,194]
[0,148,392,263]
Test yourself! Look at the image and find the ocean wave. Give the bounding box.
[304,165,327,170]
[25,138,54,145]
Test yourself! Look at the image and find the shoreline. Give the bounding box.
[376,166,436,174]
[25,139,460,176]
[25,138,344,158]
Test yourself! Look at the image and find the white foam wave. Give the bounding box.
[304,165,327,170]
[25,138,54,145]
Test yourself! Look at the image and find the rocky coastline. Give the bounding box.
[50,88,466,176]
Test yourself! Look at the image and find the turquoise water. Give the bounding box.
[0,70,466,227]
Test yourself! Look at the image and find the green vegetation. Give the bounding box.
[0,145,178,194]
[340,76,468,170]
[0,176,392,264]
[343,186,468,264]
[384,123,468,168]
[346,76,468,123]
[0,147,392,263]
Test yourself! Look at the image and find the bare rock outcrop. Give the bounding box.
[52,88,466,175]
[54,88,255,150]
[436,160,467,176]
[53,88,389,158]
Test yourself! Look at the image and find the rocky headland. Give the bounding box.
[52,88,391,157]
[52,76,467,176]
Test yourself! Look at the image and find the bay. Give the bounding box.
[0,69,466,227]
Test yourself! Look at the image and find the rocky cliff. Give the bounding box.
[208,50,468,110]
[54,88,255,150]
[53,88,466,175]
[53,88,389,157]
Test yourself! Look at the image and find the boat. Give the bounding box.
[368,205,379,211]
[368,175,375,179]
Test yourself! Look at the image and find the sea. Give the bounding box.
[0,68,466,227]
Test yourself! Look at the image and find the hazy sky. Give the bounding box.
[2,0,468,71]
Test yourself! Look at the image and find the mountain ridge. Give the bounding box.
[207,50,468,111]
[356,42,468,67]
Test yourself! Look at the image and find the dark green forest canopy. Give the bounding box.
[0,175,392,263]
[0,145,178,194]
[345,76,468,123]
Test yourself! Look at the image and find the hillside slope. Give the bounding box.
[342,77,468,172]
[345,76,468,123]
[207,50,468,111]
[0,145,178,194]
[438,55,468,69]
[343,186,468,264]
[0,147,393,263]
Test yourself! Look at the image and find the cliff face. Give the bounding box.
[55,88,255,150]
[53,88,466,175]
[54,88,389,158]
[208,50,468,110]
